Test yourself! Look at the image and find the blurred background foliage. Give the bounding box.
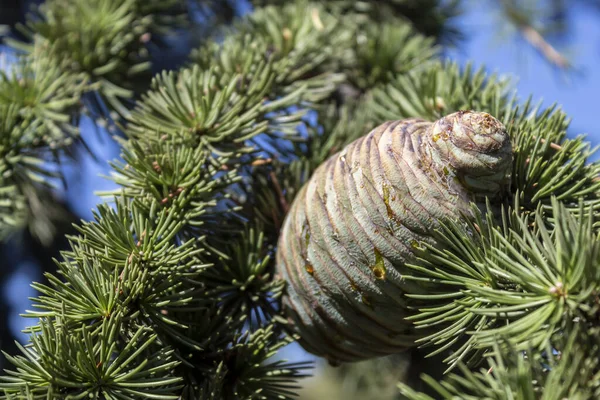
[0,0,599,398]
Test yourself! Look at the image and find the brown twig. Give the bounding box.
[251,158,272,167]
[269,171,289,214]
[525,137,563,164]
[536,137,563,151]
[311,8,324,31]
[518,23,570,70]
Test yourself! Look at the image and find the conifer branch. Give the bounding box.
[1,1,599,398]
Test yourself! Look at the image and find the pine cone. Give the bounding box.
[276,111,512,363]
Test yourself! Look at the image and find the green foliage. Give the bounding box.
[0,48,87,149]
[1,0,600,398]
[0,0,186,241]
[26,199,209,338]
[251,0,463,45]
[129,2,351,159]
[0,48,87,241]
[344,22,438,89]
[187,2,349,157]
[10,0,187,115]
[200,222,285,325]
[126,64,282,155]
[191,2,347,89]
[0,179,26,239]
[191,325,312,400]
[399,329,600,399]
[401,199,600,369]
[1,315,183,399]
[2,1,380,396]
[102,137,238,234]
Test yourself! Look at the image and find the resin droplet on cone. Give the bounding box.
[276,111,512,363]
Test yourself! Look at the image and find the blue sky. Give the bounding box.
[4,0,600,361]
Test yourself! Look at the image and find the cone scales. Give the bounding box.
[276,111,513,363]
